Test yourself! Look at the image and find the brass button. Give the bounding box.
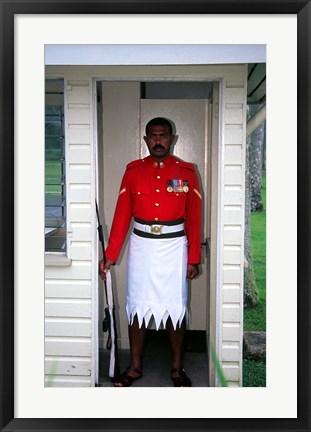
[156,175,161,179]
[155,217,158,221]
[156,189,160,193]
[155,203,159,207]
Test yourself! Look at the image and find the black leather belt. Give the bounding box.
[133,218,185,239]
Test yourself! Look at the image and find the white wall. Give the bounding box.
[45,64,247,387]
[45,70,97,387]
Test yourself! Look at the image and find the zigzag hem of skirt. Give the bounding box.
[126,304,188,330]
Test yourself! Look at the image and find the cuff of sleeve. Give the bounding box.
[187,254,201,265]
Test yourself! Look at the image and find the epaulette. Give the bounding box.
[173,157,195,171]
[126,159,145,170]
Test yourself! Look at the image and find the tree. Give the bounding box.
[250,104,266,212]
[244,130,259,307]
[244,103,266,307]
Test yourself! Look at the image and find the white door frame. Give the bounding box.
[92,72,224,387]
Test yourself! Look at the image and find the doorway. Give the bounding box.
[97,80,219,385]
[140,98,210,330]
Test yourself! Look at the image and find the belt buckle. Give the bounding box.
[150,224,163,235]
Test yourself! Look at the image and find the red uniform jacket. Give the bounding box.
[105,155,202,264]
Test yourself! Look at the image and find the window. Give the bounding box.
[45,79,67,253]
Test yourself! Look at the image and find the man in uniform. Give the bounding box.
[99,117,202,387]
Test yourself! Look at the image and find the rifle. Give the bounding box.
[96,200,120,382]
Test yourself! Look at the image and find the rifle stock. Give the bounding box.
[96,200,120,382]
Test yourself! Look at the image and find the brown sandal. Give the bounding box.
[171,368,192,387]
[114,367,143,387]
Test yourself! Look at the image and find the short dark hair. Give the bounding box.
[145,117,173,136]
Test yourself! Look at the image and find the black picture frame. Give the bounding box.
[1,1,309,431]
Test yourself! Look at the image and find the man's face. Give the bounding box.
[143,124,175,161]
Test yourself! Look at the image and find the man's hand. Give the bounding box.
[187,263,199,280]
[99,258,114,281]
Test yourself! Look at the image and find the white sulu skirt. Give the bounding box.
[126,232,188,330]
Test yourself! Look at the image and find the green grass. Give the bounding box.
[244,176,266,332]
[243,359,266,387]
[243,176,266,386]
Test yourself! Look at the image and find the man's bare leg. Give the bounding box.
[167,317,191,386]
[114,314,146,386]
[129,315,146,372]
[166,317,186,370]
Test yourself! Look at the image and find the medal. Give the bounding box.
[167,180,173,192]
[167,178,188,193]
[172,179,178,192]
